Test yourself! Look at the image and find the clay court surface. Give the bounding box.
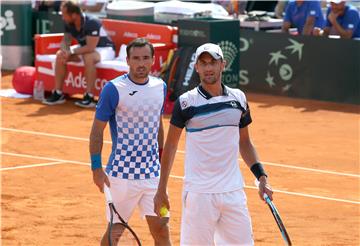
[1,71,359,245]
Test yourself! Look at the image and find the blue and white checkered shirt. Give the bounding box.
[96,74,166,180]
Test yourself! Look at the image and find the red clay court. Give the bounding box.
[1,71,359,245]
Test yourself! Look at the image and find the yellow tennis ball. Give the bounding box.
[159,206,168,217]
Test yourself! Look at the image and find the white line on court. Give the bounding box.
[0,127,111,144]
[1,151,359,205]
[260,160,360,178]
[1,151,89,166]
[244,185,360,205]
[1,127,359,178]
[1,161,65,171]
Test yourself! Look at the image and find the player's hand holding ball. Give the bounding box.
[160,206,169,217]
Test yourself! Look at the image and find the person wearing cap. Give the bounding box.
[320,0,360,38]
[282,0,325,35]
[154,43,273,245]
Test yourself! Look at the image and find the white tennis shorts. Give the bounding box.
[180,189,254,246]
[70,45,115,61]
[105,176,159,223]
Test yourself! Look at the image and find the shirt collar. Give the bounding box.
[197,83,228,100]
[126,73,149,86]
[68,13,85,30]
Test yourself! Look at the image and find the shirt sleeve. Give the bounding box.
[343,8,360,31]
[308,1,320,17]
[309,1,324,28]
[170,98,186,128]
[239,103,252,128]
[95,82,119,122]
[85,18,101,36]
[283,3,293,23]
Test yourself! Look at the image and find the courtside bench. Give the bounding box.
[34,19,178,97]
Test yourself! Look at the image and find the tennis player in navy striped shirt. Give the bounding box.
[154,43,273,245]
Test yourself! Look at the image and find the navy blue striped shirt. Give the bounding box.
[64,13,114,49]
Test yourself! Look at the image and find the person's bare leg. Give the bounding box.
[54,50,81,91]
[54,50,68,91]
[146,215,171,246]
[100,223,125,246]
[82,51,100,94]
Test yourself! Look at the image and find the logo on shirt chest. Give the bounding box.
[181,100,188,108]
[129,90,138,96]
[227,101,237,108]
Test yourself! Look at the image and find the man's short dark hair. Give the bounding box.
[61,1,82,15]
[126,38,154,57]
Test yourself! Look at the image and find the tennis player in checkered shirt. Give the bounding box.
[89,38,171,245]
[154,43,273,245]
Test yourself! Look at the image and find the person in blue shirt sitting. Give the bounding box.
[282,0,325,35]
[320,0,360,39]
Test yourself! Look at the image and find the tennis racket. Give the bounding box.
[264,193,292,246]
[255,180,292,246]
[104,185,142,246]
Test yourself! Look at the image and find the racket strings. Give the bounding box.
[118,229,140,245]
[108,203,141,246]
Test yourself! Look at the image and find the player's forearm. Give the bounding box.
[158,119,165,149]
[89,127,104,155]
[242,143,269,181]
[322,27,330,36]
[332,21,352,38]
[281,22,291,33]
[89,125,105,171]
[60,33,72,51]
[157,145,177,192]
[158,125,182,191]
[240,140,260,169]
[302,17,315,35]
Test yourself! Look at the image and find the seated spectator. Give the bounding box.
[43,0,115,107]
[282,0,324,35]
[320,0,360,39]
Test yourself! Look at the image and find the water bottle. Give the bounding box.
[33,80,44,101]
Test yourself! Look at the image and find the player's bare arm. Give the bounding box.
[154,124,183,216]
[239,127,259,165]
[89,118,109,192]
[322,26,331,36]
[72,35,99,55]
[328,11,353,38]
[302,16,316,35]
[58,32,73,63]
[60,32,72,52]
[158,116,164,150]
[282,21,291,33]
[239,127,273,201]
[333,23,353,38]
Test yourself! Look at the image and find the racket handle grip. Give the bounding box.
[254,179,270,201]
[263,193,271,203]
[104,185,113,204]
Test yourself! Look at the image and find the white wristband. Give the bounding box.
[70,47,75,55]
